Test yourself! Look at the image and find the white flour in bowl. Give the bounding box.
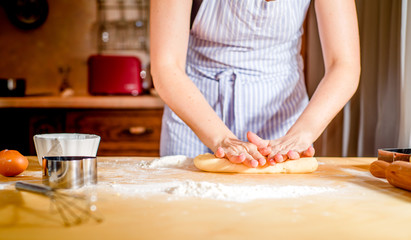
[97,156,338,202]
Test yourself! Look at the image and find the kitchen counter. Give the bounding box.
[0,95,164,109]
[1,156,411,240]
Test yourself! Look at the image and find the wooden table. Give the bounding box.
[1,156,411,240]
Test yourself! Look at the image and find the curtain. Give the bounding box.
[399,0,411,148]
[306,0,403,157]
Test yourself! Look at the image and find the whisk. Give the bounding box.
[15,181,103,227]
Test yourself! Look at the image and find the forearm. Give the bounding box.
[288,0,361,143]
[150,0,236,152]
[152,66,236,151]
[287,62,360,142]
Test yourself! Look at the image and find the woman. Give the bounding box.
[150,0,360,168]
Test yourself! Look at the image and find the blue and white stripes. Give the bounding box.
[160,0,311,157]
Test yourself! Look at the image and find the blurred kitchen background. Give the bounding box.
[0,0,410,157]
[0,0,150,96]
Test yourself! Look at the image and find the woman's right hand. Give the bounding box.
[214,137,266,168]
[246,131,315,165]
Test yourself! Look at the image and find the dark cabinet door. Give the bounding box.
[0,109,64,155]
[28,110,65,155]
[0,109,30,154]
[66,109,163,156]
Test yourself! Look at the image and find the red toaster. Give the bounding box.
[88,55,143,96]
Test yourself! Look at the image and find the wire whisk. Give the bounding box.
[15,181,103,227]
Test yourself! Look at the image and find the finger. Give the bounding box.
[258,147,272,156]
[247,131,269,150]
[267,145,283,162]
[226,152,246,164]
[267,158,276,166]
[246,149,266,166]
[236,149,260,168]
[258,157,266,166]
[268,153,283,164]
[214,147,225,158]
[287,150,300,160]
[242,155,259,168]
[267,153,276,165]
[301,146,315,157]
[274,153,289,163]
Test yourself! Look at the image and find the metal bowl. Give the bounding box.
[42,156,97,189]
[33,133,100,166]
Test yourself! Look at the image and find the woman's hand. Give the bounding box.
[246,131,315,165]
[214,137,267,168]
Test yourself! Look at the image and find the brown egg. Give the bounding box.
[0,149,29,177]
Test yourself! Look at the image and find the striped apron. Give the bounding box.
[160,0,311,157]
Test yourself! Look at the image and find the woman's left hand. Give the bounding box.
[246,131,315,165]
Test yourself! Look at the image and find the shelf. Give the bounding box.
[0,95,164,109]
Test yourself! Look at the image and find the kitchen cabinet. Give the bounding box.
[0,96,164,156]
[66,109,162,156]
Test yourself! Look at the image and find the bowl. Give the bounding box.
[33,133,100,166]
[42,156,97,189]
[377,148,411,162]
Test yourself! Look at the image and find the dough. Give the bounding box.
[193,153,318,174]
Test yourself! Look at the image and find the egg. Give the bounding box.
[0,149,29,177]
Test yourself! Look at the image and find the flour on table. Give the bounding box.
[138,155,194,169]
[165,180,336,202]
[0,183,12,190]
[97,155,338,202]
[340,168,372,177]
